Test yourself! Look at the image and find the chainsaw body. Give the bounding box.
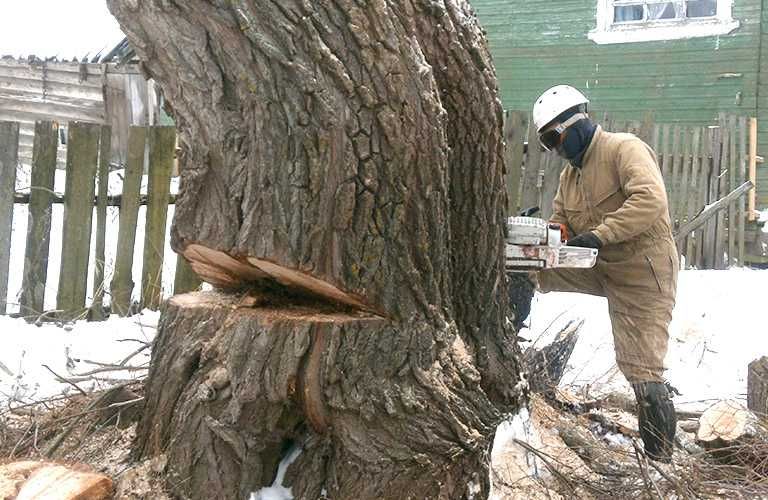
[505,217,598,273]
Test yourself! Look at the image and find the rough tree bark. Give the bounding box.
[107,1,524,498]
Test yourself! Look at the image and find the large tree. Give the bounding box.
[107,1,525,498]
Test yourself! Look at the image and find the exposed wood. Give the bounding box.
[0,461,113,500]
[19,121,58,317]
[90,125,112,321]
[504,110,525,215]
[697,400,766,452]
[674,181,754,242]
[748,356,768,418]
[0,121,19,315]
[110,126,146,316]
[748,117,758,221]
[57,122,100,319]
[141,126,175,311]
[738,117,747,265]
[173,255,201,295]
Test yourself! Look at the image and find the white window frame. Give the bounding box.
[589,0,739,44]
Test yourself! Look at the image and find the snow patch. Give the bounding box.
[0,311,158,404]
[249,444,302,500]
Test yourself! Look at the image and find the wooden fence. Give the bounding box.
[505,112,758,270]
[0,120,200,321]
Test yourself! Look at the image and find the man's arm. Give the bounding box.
[591,140,668,245]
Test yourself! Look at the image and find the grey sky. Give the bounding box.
[0,1,125,60]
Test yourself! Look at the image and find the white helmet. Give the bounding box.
[532,85,589,132]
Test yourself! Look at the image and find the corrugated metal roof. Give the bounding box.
[0,58,142,167]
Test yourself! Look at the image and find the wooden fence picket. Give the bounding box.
[714,114,729,269]
[89,125,112,321]
[521,119,541,212]
[19,121,58,317]
[174,257,201,295]
[728,115,738,266]
[0,121,19,315]
[57,122,101,319]
[685,127,701,266]
[504,110,525,215]
[111,126,146,316]
[141,126,175,311]
[738,116,748,265]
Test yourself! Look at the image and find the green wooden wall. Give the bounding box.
[472,0,768,208]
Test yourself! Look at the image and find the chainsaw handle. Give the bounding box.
[519,206,540,217]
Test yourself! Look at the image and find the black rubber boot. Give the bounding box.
[632,381,677,463]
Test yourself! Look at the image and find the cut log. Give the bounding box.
[0,461,113,500]
[696,400,768,471]
[697,400,767,450]
[748,356,768,418]
[525,320,582,396]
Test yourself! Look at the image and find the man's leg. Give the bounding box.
[602,245,679,462]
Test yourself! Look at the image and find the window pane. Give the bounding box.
[614,4,644,22]
[647,2,678,20]
[687,0,717,17]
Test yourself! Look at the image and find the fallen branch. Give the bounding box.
[73,364,148,377]
[41,364,88,396]
[674,180,754,242]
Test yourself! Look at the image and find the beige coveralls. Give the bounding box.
[538,127,678,383]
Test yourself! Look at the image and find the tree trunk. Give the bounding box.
[107,1,523,498]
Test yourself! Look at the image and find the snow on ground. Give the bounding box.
[521,268,768,412]
[0,311,158,405]
[250,444,303,500]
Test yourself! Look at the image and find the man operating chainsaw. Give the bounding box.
[531,85,679,463]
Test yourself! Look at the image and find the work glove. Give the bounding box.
[567,232,603,249]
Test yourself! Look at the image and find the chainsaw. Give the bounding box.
[505,216,598,273]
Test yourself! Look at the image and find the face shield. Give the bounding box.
[537,112,588,151]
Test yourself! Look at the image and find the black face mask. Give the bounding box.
[555,118,597,168]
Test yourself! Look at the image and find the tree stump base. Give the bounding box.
[136,291,502,499]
